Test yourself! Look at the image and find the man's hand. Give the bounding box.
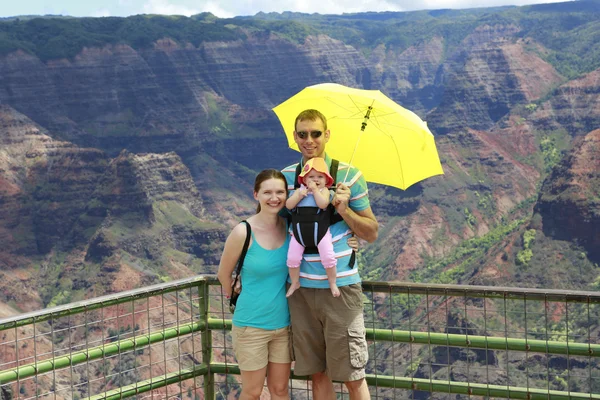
[333,182,379,243]
[333,182,351,214]
[347,235,359,251]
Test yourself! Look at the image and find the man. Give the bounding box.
[281,109,379,400]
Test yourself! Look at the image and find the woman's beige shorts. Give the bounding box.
[231,325,292,371]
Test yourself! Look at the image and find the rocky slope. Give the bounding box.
[0,7,599,315]
[0,105,108,261]
[0,105,235,312]
[535,129,600,262]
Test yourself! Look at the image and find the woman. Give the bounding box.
[217,169,291,400]
[217,169,359,399]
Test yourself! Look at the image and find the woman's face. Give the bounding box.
[254,178,287,213]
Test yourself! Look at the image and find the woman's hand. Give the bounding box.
[347,235,359,252]
[231,276,242,295]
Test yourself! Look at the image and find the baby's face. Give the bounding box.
[305,170,327,188]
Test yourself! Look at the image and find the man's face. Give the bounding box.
[294,118,329,160]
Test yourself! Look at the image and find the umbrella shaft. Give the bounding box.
[361,106,373,131]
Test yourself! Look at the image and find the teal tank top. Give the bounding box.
[232,229,291,330]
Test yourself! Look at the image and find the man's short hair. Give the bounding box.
[295,109,328,131]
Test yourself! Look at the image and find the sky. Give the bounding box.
[0,0,575,19]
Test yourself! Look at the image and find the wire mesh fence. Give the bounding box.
[0,277,208,400]
[1,276,600,399]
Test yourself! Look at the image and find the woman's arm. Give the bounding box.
[217,223,248,298]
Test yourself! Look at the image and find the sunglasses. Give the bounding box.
[296,130,323,139]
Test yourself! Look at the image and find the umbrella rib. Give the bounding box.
[369,113,431,139]
[322,96,366,119]
[389,134,406,188]
[323,95,378,126]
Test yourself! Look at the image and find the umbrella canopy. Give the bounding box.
[273,83,444,189]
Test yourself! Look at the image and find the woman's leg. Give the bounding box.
[240,367,268,400]
[266,362,291,400]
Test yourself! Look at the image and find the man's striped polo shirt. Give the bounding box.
[282,153,371,289]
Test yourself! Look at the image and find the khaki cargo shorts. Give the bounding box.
[231,325,292,371]
[287,283,368,382]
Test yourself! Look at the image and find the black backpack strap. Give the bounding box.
[328,159,344,225]
[329,159,339,188]
[294,163,303,189]
[229,220,251,312]
[348,243,356,268]
[232,221,251,281]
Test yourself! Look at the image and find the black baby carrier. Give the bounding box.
[291,159,355,267]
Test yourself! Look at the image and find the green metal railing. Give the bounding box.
[1,276,599,399]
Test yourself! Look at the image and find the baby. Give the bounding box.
[286,157,339,297]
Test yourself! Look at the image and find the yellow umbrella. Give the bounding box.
[273,83,444,189]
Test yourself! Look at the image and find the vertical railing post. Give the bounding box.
[199,280,215,399]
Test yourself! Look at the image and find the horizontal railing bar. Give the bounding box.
[0,276,209,331]
[210,363,600,400]
[363,281,600,302]
[206,276,600,302]
[369,328,600,357]
[0,321,203,385]
[86,363,209,400]
[208,319,599,357]
[367,374,600,400]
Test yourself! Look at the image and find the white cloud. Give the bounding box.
[92,8,112,17]
[415,0,571,9]
[142,0,200,16]
[200,1,235,18]
[176,0,572,18]
[0,0,577,19]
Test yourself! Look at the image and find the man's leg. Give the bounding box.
[311,371,335,400]
[287,287,327,376]
[319,284,369,397]
[345,378,370,400]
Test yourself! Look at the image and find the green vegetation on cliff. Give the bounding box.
[0,15,244,60]
[2,2,600,77]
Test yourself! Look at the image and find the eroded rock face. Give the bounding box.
[369,36,445,115]
[0,15,599,305]
[0,105,108,260]
[535,129,600,261]
[531,69,600,136]
[428,27,563,134]
[0,34,372,155]
[82,150,226,263]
